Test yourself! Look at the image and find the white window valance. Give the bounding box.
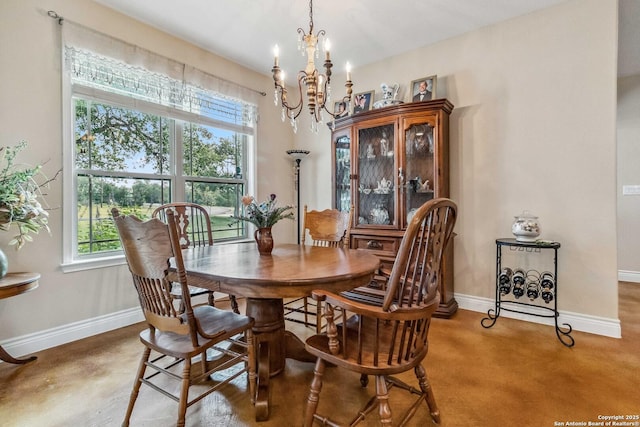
[62,21,260,127]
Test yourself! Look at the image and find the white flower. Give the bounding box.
[0,142,54,249]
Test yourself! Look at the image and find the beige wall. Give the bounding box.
[617,74,640,274]
[296,0,620,319]
[0,0,622,348]
[0,0,294,340]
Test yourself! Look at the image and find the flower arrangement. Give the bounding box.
[0,142,52,249]
[232,194,294,228]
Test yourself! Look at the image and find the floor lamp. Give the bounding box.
[286,149,310,244]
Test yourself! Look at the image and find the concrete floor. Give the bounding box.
[0,283,638,426]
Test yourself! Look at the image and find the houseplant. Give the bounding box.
[232,194,294,255]
[0,142,52,276]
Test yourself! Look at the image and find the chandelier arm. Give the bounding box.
[279,71,306,121]
[321,92,352,120]
[290,71,308,119]
[321,102,337,119]
[317,75,332,116]
[272,66,306,121]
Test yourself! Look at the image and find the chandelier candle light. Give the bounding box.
[272,0,353,133]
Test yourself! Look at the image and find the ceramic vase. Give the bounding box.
[512,211,541,242]
[254,227,274,255]
[0,248,7,279]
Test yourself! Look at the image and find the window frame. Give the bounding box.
[61,80,256,273]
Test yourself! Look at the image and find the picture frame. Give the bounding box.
[352,90,374,114]
[409,75,437,103]
[333,100,350,118]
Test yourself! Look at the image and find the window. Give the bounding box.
[62,39,257,269]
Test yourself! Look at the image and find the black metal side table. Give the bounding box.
[481,238,574,347]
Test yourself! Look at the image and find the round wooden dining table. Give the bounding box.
[178,242,380,420]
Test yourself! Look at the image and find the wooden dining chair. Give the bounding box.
[112,208,256,426]
[303,198,457,426]
[152,202,239,314]
[283,205,352,333]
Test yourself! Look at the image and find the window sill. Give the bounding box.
[60,255,126,273]
[60,239,254,273]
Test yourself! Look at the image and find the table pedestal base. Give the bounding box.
[245,297,316,420]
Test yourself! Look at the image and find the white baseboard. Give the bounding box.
[0,290,625,362]
[618,270,640,283]
[455,293,622,339]
[0,307,144,361]
[0,294,233,361]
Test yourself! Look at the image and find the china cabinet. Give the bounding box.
[330,99,456,317]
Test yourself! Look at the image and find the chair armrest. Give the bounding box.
[311,289,396,321]
[313,288,440,320]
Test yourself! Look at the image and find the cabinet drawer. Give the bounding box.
[352,236,399,256]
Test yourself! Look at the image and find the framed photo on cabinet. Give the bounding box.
[410,75,437,102]
[334,100,350,118]
[352,91,374,114]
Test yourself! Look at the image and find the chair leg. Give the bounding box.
[176,357,192,427]
[303,297,309,327]
[230,295,240,314]
[315,299,322,334]
[303,358,326,427]
[358,373,369,387]
[122,347,151,427]
[246,329,256,405]
[375,375,393,426]
[200,348,209,378]
[207,291,240,314]
[415,364,440,424]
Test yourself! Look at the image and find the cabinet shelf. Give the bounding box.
[359,191,393,196]
[360,155,394,161]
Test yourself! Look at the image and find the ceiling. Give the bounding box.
[94,0,639,78]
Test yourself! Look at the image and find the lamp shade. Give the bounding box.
[286,149,310,160]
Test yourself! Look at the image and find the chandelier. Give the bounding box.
[271,0,353,133]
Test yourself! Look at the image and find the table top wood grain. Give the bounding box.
[180,242,380,299]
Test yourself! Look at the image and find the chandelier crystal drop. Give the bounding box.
[271,0,353,133]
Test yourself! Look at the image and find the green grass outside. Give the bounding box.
[77,203,244,254]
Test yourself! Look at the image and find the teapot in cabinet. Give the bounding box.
[377,177,392,191]
[369,205,390,225]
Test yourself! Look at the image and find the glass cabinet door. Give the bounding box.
[334,134,351,212]
[356,123,395,228]
[404,118,436,225]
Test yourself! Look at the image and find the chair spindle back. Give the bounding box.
[302,206,352,248]
[112,208,198,343]
[152,202,213,249]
